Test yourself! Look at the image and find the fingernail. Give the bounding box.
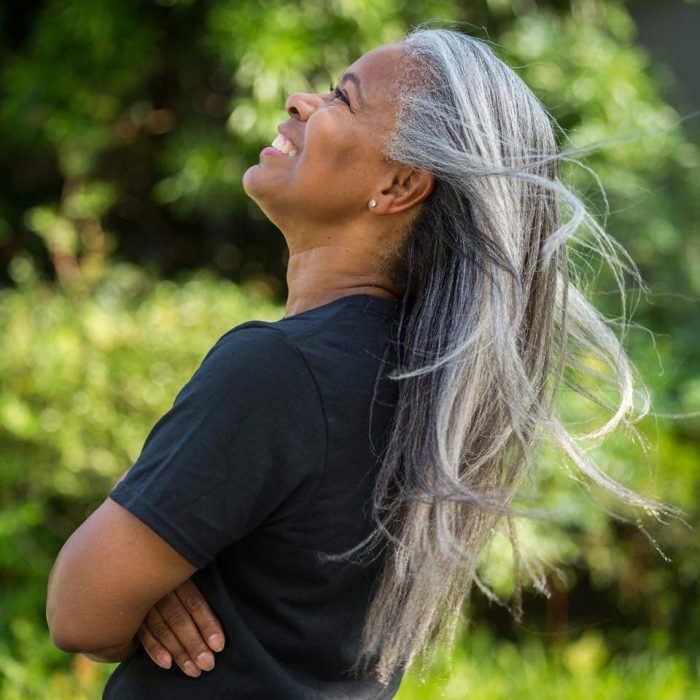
[184,660,201,677]
[207,633,224,651]
[156,653,171,669]
[197,651,215,671]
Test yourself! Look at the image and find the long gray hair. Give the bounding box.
[321,25,682,687]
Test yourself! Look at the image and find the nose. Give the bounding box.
[285,91,325,120]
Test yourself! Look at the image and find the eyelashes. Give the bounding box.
[329,82,351,107]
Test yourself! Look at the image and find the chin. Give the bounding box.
[241,163,258,194]
[242,164,270,203]
[243,166,292,213]
[242,172,278,222]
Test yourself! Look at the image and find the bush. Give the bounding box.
[0,265,283,698]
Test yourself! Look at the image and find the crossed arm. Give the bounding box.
[46,493,200,659]
[47,465,228,679]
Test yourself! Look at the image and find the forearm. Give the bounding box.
[46,495,154,655]
[46,469,131,648]
[81,635,140,663]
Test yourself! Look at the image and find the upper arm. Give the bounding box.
[105,326,327,566]
[46,325,326,652]
[47,496,197,652]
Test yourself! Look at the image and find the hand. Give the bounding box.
[136,577,226,678]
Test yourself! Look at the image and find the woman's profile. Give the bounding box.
[46,24,681,699]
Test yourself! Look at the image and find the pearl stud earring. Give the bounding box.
[369,199,377,208]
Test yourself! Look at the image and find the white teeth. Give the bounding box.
[271,133,298,157]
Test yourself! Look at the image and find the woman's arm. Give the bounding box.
[46,498,198,653]
[75,577,226,674]
[81,636,141,664]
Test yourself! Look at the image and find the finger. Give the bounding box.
[174,578,226,652]
[144,605,203,678]
[137,623,172,670]
[156,592,216,673]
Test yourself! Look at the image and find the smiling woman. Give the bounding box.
[241,41,433,315]
[46,23,681,700]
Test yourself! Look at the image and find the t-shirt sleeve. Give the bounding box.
[108,325,327,569]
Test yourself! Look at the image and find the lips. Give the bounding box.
[276,123,302,152]
[271,133,298,156]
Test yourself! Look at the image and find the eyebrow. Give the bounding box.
[339,72,366,110]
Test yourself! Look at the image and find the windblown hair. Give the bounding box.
[319,25,682,687]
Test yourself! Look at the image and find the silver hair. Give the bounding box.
[318,25,683,687]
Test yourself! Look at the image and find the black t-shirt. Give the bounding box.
[102,293,406,699]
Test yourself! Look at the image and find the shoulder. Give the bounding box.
[207,323,294,365]
[194,323,320,404]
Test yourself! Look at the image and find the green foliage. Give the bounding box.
[1,0,158,177]
[0,265,284,697]
[1,266,698,697]
[395,626,700,699]
[0,0,459,282]
[1,621,698,699]
[0,0,698,696]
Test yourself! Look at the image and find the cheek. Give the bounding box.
[305,112,365,170]
[309,140,378,191]
[316,146,376,203]
[297,114,383,207]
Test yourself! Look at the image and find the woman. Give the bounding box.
[46,25,679,699]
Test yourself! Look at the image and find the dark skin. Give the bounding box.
[46,42,433,679]
[243,42,435,317]
[46,468,226,678]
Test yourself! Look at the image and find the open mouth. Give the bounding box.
[269,133,298,157]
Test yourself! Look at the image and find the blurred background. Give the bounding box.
[0,0,698,698]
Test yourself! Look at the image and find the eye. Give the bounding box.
[329,82,351,107]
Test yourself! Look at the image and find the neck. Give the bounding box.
[283,243,402,318]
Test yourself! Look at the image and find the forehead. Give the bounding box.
[343,43,405,113]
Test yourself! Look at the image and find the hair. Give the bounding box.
[317,24,684,688]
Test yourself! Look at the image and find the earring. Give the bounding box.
[369,199,377,208]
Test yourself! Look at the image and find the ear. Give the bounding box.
[373,167,435,215]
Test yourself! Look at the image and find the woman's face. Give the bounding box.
[242,43,407,231]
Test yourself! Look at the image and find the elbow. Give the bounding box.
[46,574,68,652]
[48,615,139,662]
[49,632,82,655]
[47,622,79,654]
[46,612,124,657]
[46,599,78,653]
[46,564,86,653]
[46,553,67,650]
[46,587,135,663]
[46,593,108,655]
